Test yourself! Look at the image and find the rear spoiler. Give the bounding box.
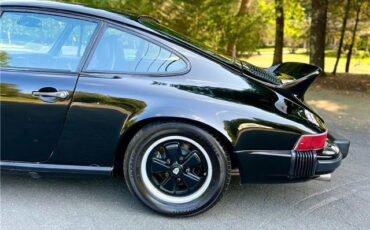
[267,62,322,100]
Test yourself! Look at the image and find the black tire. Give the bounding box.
[123,122,231,216]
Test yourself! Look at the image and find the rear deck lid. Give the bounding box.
[241,62,322,100]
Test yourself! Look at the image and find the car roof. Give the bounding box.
[0,0,148,29]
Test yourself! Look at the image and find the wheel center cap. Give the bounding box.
[172,167,180,175]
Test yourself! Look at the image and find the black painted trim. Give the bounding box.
[234,150,292,183]
[328,131,350,159]
[0,161,112,175]
[315,154,342,174]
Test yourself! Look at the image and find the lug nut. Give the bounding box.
[166,159,171,164]
[177,178,181,182]
[179,156,184,162]
[186,168,190,173]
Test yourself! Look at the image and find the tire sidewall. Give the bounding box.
[124,123,229,215]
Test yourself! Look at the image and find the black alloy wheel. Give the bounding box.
[124,122,231,216]
[146,139,209,197]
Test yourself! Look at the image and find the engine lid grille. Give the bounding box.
[242,62,282,85]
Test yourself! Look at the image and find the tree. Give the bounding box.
[56,0,272,58]
[226,0,251,58]
[272,0,284,65]
[309,0,328,71]
[0,51,10,67]
[345,0,364,73]
[284,0,307,54]
[333,0,351,75]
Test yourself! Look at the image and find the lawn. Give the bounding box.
[243,50,370,74]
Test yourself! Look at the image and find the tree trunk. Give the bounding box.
[345,1,362,73]
[237,0,251,16]
[333,0,351,75]
[226,41,237,58]
[273,0,284,65]
[226,0,251,58]
[309,0,328,71]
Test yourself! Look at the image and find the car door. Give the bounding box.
[50,25,189,166]
[0,10,99,162]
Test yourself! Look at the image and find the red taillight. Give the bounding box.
[294,132,327,151]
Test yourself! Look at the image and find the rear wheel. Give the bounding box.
[123,122,231,216]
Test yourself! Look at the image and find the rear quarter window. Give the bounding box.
[86,27,188,74]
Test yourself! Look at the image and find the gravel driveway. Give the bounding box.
[1,88,369,230]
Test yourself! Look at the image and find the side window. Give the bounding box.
[60,22,96,57]
[0,12,97,71]
[86,27,187,74]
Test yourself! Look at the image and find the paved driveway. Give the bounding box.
[1,89,369,230]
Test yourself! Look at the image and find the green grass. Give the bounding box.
[255,47,307,54]
[244,50,370,74]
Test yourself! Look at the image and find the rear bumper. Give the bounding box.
[328,131,350,159]
[235,131,350,183]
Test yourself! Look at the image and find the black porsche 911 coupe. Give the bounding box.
[0,1,350,216]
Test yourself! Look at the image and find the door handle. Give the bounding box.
[32,91,69,99]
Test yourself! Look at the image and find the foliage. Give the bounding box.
[0,51,9,67]
[58,0,271,57]
[0,83,20,97]
[2,0,369,73]
[284,0,307,53]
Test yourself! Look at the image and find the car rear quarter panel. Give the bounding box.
[49,28,326,167]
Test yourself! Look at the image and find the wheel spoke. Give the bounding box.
[164,142,181,163]
[182,172,201,188]
[146,137,210,198]
[161,176,176,192]
[151,158,170,173]
[182,150,201,168]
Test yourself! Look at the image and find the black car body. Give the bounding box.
[0,1,350,215]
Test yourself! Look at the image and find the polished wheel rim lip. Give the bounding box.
[141,136,213,204]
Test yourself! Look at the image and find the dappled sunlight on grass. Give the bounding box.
[307,99,348,114]
[244,53,370,74]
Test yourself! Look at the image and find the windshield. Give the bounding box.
[140,19,235,64]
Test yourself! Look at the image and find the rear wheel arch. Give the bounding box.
[122,121,232,215]
[113,117,235,176]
